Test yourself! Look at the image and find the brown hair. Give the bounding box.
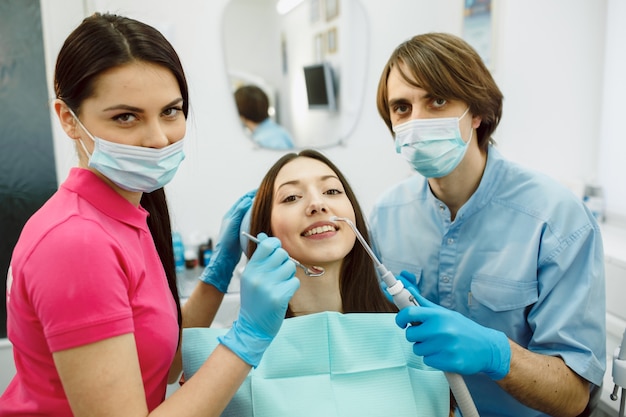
[248,149,397,316]
[376,32,503,151]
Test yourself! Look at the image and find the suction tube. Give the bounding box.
[330,216,480,417]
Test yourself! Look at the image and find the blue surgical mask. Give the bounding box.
[393,108,472,178]
[71,111,185,193]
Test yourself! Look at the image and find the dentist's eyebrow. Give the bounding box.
[388,97,409,108]
[388,90,433,109]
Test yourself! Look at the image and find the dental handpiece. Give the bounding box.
[329,216,480,417]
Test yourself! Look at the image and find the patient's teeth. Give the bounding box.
[304,225,335,237]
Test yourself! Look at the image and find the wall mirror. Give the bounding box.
[222,0,368,150]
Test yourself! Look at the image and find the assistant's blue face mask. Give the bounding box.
[393,107,472,178]
[71,110,185,193]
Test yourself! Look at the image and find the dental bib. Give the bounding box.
[182,312,450,417]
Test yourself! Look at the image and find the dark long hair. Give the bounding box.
[248,149,396,316]
[54,13,187,327]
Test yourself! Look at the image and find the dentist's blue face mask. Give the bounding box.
[393,107,472,178]
[70,110,185,193]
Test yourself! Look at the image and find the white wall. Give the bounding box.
[493,1,606,188]
[599,0,626,221]
[40,0,612,248]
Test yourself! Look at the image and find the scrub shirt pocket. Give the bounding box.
[469,274,538,329]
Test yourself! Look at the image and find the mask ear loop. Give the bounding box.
[459,107,473,145]
[465,126,474,146]
[67,107,94,159]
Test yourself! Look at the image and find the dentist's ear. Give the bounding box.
[472,115,482,129]
[53,99,79,139]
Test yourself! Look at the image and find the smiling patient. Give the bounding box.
[245,149,396,317]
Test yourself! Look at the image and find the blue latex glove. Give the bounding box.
[396,286,511,380]
[381,270,418,303]
[198,189,256,292]
[218,233,300,367]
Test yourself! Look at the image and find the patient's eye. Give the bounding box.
[281,194,299,203]
[325,188,343,196]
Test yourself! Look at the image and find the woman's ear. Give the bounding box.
[53,99,79,139]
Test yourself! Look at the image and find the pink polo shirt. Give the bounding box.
[1,168,178,416]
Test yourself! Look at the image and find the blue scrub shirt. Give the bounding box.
[253,118,294,150]
[369,145,606,417]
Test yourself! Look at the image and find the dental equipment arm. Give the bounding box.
[610,328,626,417]
[329,216,480,417]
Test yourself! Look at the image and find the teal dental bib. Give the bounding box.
[182,312,450,417]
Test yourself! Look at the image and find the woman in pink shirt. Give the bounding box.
[1,13,299,417]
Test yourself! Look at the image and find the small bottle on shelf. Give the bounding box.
[172,231,185,273]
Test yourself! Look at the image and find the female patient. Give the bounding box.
[245,149,396,316]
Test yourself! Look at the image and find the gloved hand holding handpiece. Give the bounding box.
[396,283,511,380]
[198,189,256,292]
[381,270,418,303]
[218,233,300,367]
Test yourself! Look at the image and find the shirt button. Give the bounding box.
[441,276,450,283]
[439,204,445,211]
[447,238,454,245]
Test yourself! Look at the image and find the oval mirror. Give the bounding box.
[222,0,368,150]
